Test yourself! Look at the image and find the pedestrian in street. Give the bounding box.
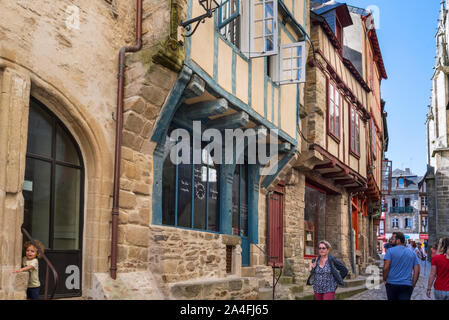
[383,232,420,300]
[384,238,394,252]
[306,240,348,300]
[406,239,412,250]
[431,243,438,259]
[426,238,449,300]
[416,242,428,275]
[410,240,417,252]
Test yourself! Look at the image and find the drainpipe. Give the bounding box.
[111,0,143,280]
[348,193,356,275]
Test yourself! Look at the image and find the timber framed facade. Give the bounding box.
[0,0,388,300]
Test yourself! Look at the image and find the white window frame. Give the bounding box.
[278,41,306,84]
[218,0,241,28]
[250,0,278,58]
[392,218,399,229]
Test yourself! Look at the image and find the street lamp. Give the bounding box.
[180,0,220,37]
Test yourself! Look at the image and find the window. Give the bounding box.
[162,139,219,232]
[405,218,412,229]
[232,164,248,237]
[398,178,405,188]
[219,0,241,48]
[421,197,427,207]
[392,198,398,208]
[23,99,84,250]
[219,0,240,28]
[304,185,326,256]
[405,198,411,207]
[379,220,385,236]
[350,106,360,156]
[392,218,399,229]
[279,42,306,84]
[328,82,341,140]
[421,217,428,233]
[250,0,278,57]
[371,118,377,158]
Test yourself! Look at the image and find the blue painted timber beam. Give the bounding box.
[178,98,228,120]
[206,112,249,130]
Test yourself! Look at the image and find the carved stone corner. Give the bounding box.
[152,37,185,73]
[293,150,323,171]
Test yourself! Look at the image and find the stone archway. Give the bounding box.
[0,60,113,298]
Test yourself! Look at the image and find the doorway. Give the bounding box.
[23,98,84,298]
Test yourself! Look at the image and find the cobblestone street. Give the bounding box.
[347,260,433,300]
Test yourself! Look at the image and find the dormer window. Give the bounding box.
[397,178,406,188]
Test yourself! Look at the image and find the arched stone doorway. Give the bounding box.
[23,97,84,298]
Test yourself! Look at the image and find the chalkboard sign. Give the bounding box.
[177,163,192,227]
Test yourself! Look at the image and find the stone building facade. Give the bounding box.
[290,0,388,277]
[384,169,421,241]
[426,0,449,253]
[0,0,387,300]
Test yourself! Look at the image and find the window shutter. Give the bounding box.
[279,41,306,84]
[218,0,240,28]
[268,191,283,267]
[250,0,278,58]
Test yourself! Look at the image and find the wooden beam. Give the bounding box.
[304,172,342,195]
[323,170,348,179]
[314,160,336,170]
[335,179,357,186]
[184,74,205,98]
[347,186,367,194]
[206,111,249,130]
[279,142,292,153]
[180,98,228,119]
[172,115,193,131]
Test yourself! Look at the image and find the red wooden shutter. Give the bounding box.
[268,189,284,268]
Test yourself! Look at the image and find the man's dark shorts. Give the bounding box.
[385,283,414,300]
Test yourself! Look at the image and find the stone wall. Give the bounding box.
[325,193,352,271]
[283,170,307,283]
[0,68,31,299]
[427,151,449,251]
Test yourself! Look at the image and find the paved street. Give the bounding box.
[347,260,433,300]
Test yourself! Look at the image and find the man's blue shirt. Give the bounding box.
[384,245,419,286]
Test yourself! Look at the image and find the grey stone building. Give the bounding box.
[426,0,449,251]
[385,169,421,241]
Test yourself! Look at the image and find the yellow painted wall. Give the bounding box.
[189,1,308,140]
[252,57,265,118]
[217,38,233,94]
[190,3,215,77]
[236,55,249,104]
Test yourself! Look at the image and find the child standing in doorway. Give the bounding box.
[13,240,44,300]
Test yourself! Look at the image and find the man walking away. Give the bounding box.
[383,232,420,300]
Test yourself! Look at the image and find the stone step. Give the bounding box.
[289,285,304,294]
[335,285,370,300]
[241,267,256,277]
[295,282,374,300]
[279,276,293,285]
[259,288,273,300]
[345,277,367,288]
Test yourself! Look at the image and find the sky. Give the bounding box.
[347,0,441,177]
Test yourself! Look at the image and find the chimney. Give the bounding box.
[405,168,411,175]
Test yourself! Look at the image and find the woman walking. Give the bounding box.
[307,240,348,300]
[427,238,449,300]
